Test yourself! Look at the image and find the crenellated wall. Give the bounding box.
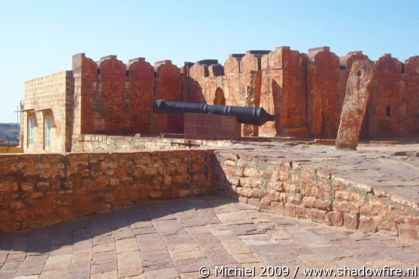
[71,54,183,148]
[260,47,308,137]
[185,48,418,139]
[367,54,405,138]
[152,60,183,134]
[127,58,154,135]
[23,47,419,153]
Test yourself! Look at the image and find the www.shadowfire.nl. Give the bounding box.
[303,266,418,277]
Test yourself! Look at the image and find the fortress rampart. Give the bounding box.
[21,46,419,153]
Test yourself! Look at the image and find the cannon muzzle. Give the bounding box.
[152,99,275,126]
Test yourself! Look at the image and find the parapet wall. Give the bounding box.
[74,134,230,152]
[22,47,419,154]
[0,150,214,232]
[67,48,419,149]
[184,47,419,139]
[1,149,418,238]
[72,54,183,143]
[214,151,418,239]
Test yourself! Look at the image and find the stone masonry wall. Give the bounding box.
[152,61,183,134]
[213,151,418,239]
[185,48,418,139]
[367,54,405,138]
[1,149,418,238]
[74,134,230,152]
[307,47,341,139]
[24,49,419,155]
[23,71,74,153]
[404,56,419,135]
[72,54,183,144]
[0,150,214,232]
[260,47,308,137]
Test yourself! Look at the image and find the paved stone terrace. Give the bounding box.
[227,141,419,207]
[0,196,418,279]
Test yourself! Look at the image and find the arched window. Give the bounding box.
[214,88,226,106]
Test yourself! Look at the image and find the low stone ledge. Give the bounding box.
[213,150,419,239]
[0,150,215,232]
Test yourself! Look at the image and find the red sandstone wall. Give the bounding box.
[73,55,186,140]
[187,62,206,103]
[260,47,308,137]
[128,58,154,134]
[307,47,340,138]
[224,55,245,107]
[184,113,240,140]
[241,51,268,136]
[152,61,183,134]
[187,60,227,107]
[99,56,127,134]
[67,49,419,145]
[403,56,419,135]
[72,54,98,135]
[187,55,264,137]
[0,150,214,232]
[367,54,405,138]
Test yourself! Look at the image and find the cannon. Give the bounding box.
[152,99,275,126]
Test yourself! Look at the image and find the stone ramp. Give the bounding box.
[0,196,418,279]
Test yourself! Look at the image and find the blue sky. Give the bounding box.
[0,0,418,123]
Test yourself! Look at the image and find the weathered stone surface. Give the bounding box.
[72,53,98,136]
[224,54,244,74]
[152,60,182,134]
[338,51,369,120]
[260,47,308,136]
[367,54,404,138]
[1,196,418,279]
[24,70,74,153]
[0,150,214,233]
[404,56,419,136]
[336,60,375,150]
[213,145,419,239]
[307,47,340,138]
[127,58,154,134]
[98,55,127,134]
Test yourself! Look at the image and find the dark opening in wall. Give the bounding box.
[386,106,391,117]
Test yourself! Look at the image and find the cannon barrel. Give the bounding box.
[152,99,275,126]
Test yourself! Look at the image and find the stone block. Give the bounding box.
[327,212,343,226]
[336,60,374,150]
[343,213,359,229]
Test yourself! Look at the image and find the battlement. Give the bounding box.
[20,46,419,153]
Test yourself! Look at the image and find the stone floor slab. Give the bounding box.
[0,196,417,279]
